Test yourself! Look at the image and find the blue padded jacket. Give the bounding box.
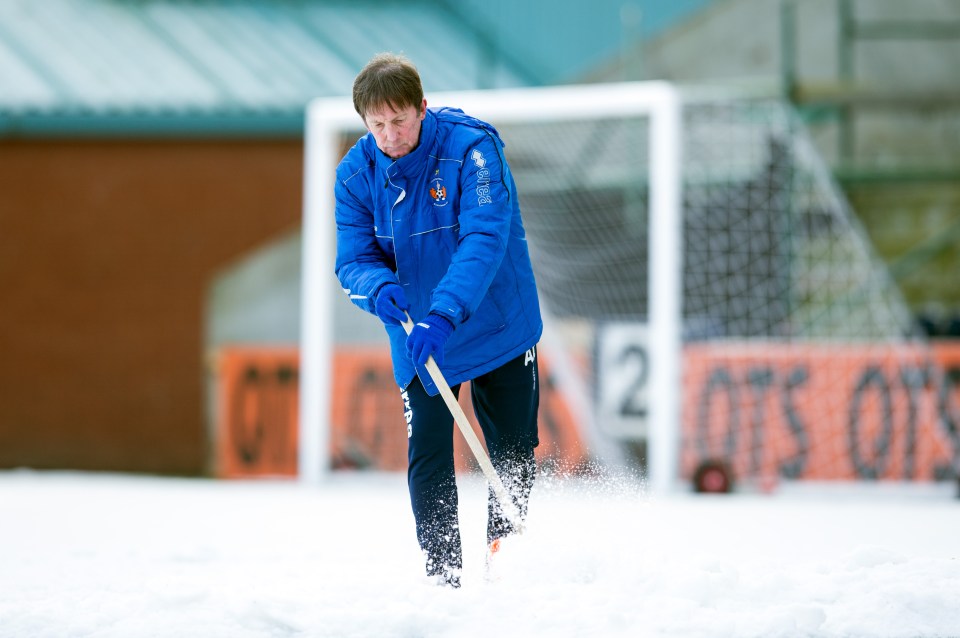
[334,106,542,395]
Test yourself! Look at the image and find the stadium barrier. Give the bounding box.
[682,342,960,483]
[212,347,586,478]
[212,343,959,482]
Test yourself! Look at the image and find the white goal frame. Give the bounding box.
[300,82,683,493]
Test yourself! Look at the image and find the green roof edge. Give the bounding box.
[0,109,307,139]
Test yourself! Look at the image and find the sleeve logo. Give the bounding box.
[471,149,486,168]
[472,149,492,205]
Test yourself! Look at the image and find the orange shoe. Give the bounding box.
[484,537,504,580]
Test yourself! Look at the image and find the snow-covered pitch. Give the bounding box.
[1,470,958,638]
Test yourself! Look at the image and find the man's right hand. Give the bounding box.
[374,283,410,326]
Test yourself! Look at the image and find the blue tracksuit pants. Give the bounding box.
[402,346,540,577]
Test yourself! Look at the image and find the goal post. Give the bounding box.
[301,82,960,493]
[300,82,685,491]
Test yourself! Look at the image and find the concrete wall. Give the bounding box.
[632,0,960,88]
[206,231,302,350]
[588,0,960,167]
[0,139,302,474]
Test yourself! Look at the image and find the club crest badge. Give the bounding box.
[429,177,448,206]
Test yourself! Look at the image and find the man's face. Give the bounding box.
[363,99,427,159]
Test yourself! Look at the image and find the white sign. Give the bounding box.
[596,322,649,439]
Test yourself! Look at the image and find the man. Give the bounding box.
[334,53,542,588]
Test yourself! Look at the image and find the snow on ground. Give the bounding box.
[1,469,959,638]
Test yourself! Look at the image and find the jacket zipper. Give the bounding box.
[386,167,406,305]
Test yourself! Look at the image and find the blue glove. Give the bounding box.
[374,283,409,326]
[406,313,456,367]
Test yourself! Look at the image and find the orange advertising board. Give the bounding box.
[681,342,960,482]
[214,347,300,478]
[329,346,587,473]
[213,342,960,483]
[213,346,586,478]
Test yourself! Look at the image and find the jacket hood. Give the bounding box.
[432,106,505,146]
[368,107,505,179]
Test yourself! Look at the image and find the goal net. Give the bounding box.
[301,82,960,492]
[673,97,958,489]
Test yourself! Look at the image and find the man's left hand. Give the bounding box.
[406,313,455,367]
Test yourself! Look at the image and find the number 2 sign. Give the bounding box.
[596,323,649,439]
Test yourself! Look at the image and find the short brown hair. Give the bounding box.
[352,52,424,119]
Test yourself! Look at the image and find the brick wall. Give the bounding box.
[0,139,303,474]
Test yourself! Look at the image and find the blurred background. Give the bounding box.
[1,0,958,480]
